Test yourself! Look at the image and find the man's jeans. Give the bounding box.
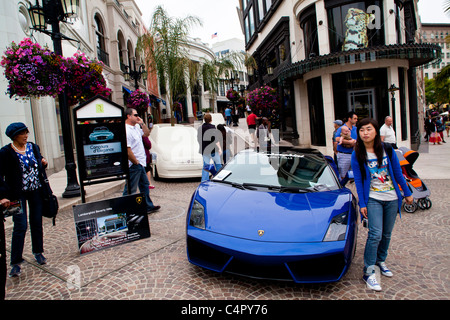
[336,152,352,180]
[123,164,155,211]
[364,197,398,274]
[11,189,44,265]
[202,154,222,182]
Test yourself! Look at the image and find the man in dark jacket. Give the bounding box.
[197,113,222,181]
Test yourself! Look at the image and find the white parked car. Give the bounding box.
[149,124,203,179]
[210,113,226,126]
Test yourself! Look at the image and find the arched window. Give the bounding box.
[117,30,126,72]
[95,14,109,66]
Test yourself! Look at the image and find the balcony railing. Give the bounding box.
[97,47,110,67]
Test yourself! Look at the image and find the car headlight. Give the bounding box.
[323,212,348,242]
[189,200,205,230]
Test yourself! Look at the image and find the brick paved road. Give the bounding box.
[4,176,449,301]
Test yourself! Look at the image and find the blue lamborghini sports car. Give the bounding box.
[186,148,358,283]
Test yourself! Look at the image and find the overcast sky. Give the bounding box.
[134,0,450,45]
[417,0,450,23]
[134,0,245,45]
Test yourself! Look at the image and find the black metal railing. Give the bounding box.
[97,47,110,66]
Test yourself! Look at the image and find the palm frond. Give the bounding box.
[138,5,202,125]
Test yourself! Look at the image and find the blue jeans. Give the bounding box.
[202,154,222,182]
[226,116,232,126]
[364,197,398,274]
[123,164,155,211]
[11,189,44,265]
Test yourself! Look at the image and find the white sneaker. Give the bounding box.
[377,262,393,277]
[363,273,382,291]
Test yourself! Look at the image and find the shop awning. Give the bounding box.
[122,86,132,94]
[278,43,441,86]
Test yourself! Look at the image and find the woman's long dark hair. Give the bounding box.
[354,118,384,180]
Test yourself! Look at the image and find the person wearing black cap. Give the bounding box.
[0,122,49,277]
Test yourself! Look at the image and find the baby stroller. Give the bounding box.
[395,147,432,213]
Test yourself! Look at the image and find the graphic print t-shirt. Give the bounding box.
[366,151,397,201]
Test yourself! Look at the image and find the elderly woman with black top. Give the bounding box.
[0,122,48,277]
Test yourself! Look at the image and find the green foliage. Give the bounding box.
[425,66,450,107]
[138,6,201,125]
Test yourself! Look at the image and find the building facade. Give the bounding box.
[421,23,450,79]
[0,0,155,173]
[240,0,441,154]
[212,38,249,113]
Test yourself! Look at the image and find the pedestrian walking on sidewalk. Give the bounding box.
[0,122,49,278]
[197,113,222,181]
[335,111,358,180]
[246,109,259,148]
[123,109,160,214]
[429,118,442,145]
[436,117,446,143]
[225,105,232,126]
[351,118,413,291]
[424,115,432,142]
[217,124,232,164]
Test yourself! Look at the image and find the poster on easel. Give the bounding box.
[73,194,150,255]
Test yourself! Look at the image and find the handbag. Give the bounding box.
[31,143,59,225]
[40,172,59,226]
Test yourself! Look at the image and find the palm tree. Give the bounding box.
[138,6,201,125]
[200,51,244,109]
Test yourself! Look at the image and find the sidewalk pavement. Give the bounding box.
[47,121,450,213]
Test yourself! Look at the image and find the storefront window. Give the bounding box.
[249,6,255,36]
[332,69,389,124]
[326,0,384,53]
[258,0,265,22]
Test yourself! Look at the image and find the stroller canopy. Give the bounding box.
[395,147,420,179]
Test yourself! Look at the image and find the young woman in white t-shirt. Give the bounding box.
[351,118,413,291]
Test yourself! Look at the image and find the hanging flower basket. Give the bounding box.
[226,88,240,102]
[126,89,150,112]
[246,85,279,111]
[63,52,111,106]
[0,38,66,99]
[1,39,111,106]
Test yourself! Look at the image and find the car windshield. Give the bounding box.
[212,151,340,192]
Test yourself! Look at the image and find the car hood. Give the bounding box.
[196,182,352,242]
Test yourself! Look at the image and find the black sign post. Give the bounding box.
[73,95,130,203]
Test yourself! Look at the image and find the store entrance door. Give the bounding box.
[348,89,376,120]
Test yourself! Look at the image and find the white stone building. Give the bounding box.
[0,0,150,174]
[240,0,441,153]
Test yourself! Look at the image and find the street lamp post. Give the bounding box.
[123,59,147,90]
[28,0,81,198]
[388,84,399,132]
